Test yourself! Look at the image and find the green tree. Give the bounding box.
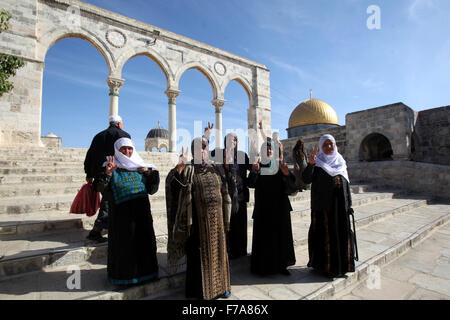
[0,9,25,97]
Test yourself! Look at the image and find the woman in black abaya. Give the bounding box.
[302,134,357,278]
[248,140,297,276]
[95,138,159,285]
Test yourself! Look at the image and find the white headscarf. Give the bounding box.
[103,137,156,171]
[315,134,349,183]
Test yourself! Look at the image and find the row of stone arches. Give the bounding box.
[38,28,253,103]
[41,35,252,151]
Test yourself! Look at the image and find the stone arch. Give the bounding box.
[159,143,168,152]
[223,74,254,107]
[37,27,114,74]
[359,132,394,161]
[174,61,220,99]
[115,47,175,89]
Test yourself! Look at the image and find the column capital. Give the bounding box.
[212,98,226,112]
[107,77,125,96]
[165,89,181,103]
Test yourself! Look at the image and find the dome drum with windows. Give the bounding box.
[287,92,339,138]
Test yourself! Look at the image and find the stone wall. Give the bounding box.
[41,135,62,148]
[348,161,450,200]
[345,103,416,162]
[411,106,450,166]
[281,125,346,163]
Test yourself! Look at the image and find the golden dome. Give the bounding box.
[288,97,339,128]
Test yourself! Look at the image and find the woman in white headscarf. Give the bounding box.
[302,134,357,278]
[95,137,160,285]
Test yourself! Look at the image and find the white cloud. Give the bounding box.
[44,69,105,89]
[269,57,310,80]
[123,72,165,89]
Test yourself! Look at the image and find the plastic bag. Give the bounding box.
[69,183,100,217]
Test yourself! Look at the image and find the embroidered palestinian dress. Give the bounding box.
[166,163,232,300]
[95,167,160,285]
[301,134,356,277]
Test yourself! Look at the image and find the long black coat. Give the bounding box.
[302,164,352,212]
[248,167,297,275]
[84,124,131,179]
[302,164,356,276]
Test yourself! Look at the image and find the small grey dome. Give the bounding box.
[146,121,169,139]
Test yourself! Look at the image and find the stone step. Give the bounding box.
[0,185,394,234]
[0,152,178,164]
[150,204,450,301]
[0,182,169,199]
[0,173,173,198]
[0,160,175,170]
[0,171,173,187]
[0,164,175,175]
[0,192,171,215]
[0,191,427,279]
[0,182,82,198]
[0,197,448,300]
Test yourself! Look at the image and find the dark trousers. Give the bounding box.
[93,193,109,230]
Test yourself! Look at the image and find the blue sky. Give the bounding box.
[41,0,450,151]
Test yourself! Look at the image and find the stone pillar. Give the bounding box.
[165,89,181,152]
[212,99,226,149]
[107,77,124,116]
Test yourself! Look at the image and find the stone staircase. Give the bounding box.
[0,147,449,300]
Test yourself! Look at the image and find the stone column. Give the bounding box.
[107,77,125,116]
[212,99,226,149]
[165,89,181,152]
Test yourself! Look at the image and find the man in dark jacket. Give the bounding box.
[84,115,131,242]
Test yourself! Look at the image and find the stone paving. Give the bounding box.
[0,147,449,300]
[334,221,450,300]
[149,210,450,301]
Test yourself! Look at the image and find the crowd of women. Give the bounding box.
[89,119,358,300]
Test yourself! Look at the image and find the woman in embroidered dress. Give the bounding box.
[95,137,160,285]
[302,134,358,278]
[165,136,233,300]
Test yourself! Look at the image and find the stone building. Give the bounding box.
[281,98,450,199]
[283,98,450,166]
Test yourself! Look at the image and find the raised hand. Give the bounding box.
[308,147,319,165]
[204,121,214,140]
[252,157,261,171]
[176,146,189,174]
[105,156,118,175]
[280,159,289,176]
